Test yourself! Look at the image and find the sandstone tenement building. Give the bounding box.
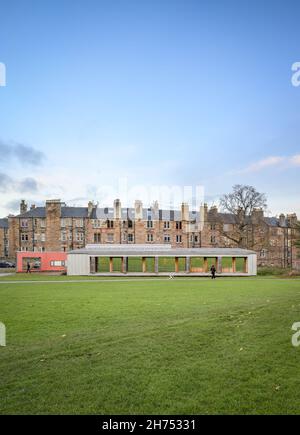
[0,218,9,258]
[1,198,299,269]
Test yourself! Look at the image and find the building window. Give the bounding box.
[211,224,216,231]
[50,260,65,267]
[76,219,84,227]
[61,219,66,227]
[128,234,134,243]
[211,235,216,244]
[147,234,154,242]
[260,249,267,258]
[147,220,153,229]
[164,221,170,229]
[21,234,29,241]
[107,233,114,243]
[107,220,114,229]
[41,233,46,242]
[40,219,46,228]
[21,219,28,228]
[76,232,84,242]
[128,220,133,228]
[61,232,67,242]
[94,233,101,243]
[176,221,182,230]
[92,219,101,228]
[164,234,170,243]
[34,219,38,226]
[176,235,182,243]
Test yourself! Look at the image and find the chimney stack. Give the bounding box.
[46,199,62,218]
[210,205,218,217]
[88,201,94,217]
[134,200,143,220]
[114,199,121,220]
[151,200,159,220]
[181,203,189,221]
[199,204,206,231]
[287,213,297,227]
[20,200,27,215]
[251,208,264,224]
[279,213,285,227]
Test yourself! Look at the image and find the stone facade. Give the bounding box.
[1,199,299,268]
[0,218,9,258]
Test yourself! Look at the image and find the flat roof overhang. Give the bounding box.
[68,247,256,257]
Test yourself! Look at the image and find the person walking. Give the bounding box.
[26,261,31,274]
[210,264,216,279]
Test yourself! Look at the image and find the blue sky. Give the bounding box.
[0,0,299,216]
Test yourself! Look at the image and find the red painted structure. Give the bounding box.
[16,251,67,273]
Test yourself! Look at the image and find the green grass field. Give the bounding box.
[1,276,300,414]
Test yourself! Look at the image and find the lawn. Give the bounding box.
[1,276,300,414]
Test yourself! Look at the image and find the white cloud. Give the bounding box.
[290,154,300,166]
[235,153,300,174]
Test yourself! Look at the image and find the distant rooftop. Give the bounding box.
[8,201,297,227]
[0,218,8,229]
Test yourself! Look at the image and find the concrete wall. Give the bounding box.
[247,254,257,275]
[67,254,90,276]
[16,251,67,273]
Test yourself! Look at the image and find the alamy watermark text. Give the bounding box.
[291,62,300,87]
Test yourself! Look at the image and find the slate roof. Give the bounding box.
[264,217,287,227]
[61,207,89,218]
[13,205,289,227]
[16,207,46,218]
[0,218,8,229]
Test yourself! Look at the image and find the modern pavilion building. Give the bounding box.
[67,244,257,276]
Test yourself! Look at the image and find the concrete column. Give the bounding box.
[175,257,179,273]
[95,257,99,273]
[155,257,159,274]
[244,257,248,273]
[204,257,208,273]
[232,257,236,273]
[122,257,126,274]
[109,257,113,273]
[142,257,146,273]
[186,257,190,273]
[90,257,96,274]
[217,256,222,273]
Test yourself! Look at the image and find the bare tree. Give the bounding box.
[219,185,267,248]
